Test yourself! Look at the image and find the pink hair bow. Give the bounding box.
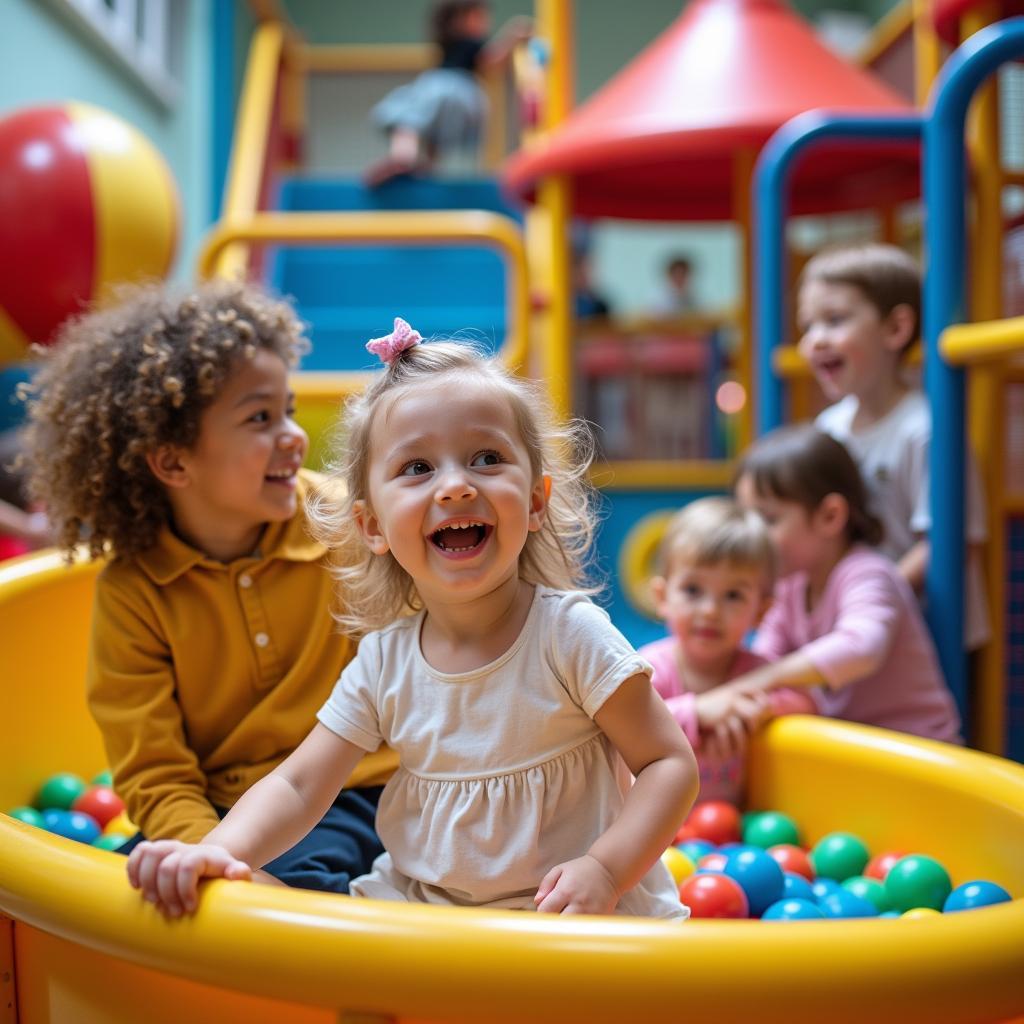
[366,317,423,365]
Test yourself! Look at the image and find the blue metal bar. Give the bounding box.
[923,17,1024,724]
[752,112,922,436]
[210,0,237,222]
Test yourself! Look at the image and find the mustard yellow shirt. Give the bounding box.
[86,470,396,844]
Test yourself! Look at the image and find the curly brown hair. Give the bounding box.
[23,279,309,560]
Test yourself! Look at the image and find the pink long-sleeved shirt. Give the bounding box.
[638,639,816,804]
[752,546,962,744]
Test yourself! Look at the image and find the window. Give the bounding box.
[45,0,184,107]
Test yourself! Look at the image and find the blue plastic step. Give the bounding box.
[270,177,523,371]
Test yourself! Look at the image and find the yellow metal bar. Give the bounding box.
[591,460,736,491]
[217,22,285,279]
[539,0,574,123]
[299,43,436,75]
[481,65,509,171]
[912,0,942,105]
[857,0,913,68]
[940,318,1024,364]
[733,147,755,449]
[197,211,530,370]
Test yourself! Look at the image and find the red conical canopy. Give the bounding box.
[931,0,1024,44]
[503,0,920,220]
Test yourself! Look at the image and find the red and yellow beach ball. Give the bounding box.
[0,102,179,364]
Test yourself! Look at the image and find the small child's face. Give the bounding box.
[458,4,492,38]
[167,350,308,558]
[797,279,897,404]
[735,474,821,578]
[653,559,766,667]
[356,375,546,607]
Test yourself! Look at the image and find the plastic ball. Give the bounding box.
[722,847,785,917]
[92,770,114,787]
[810,832,870,881]
[818,889,879,919]
[841,875,891,913]
[902,907,942,920]
[865,850,906,881]
[661,846,696,886]
[42,809,101,844]
[696,852,729,873]
[72,785,125,828]
[884,855,952,913]
[762,897,825,921]
[743,811,801,849]
[879,910,901,918]
[102,811,138,839]
[0,103,178,363]
[678,871,750,919]
[767,843,815,880]
[685,801,742,846]
[811,878,843,902]
[673,822,698,844]
[943,880,1013,913]
[782,871,817,902]
[92,833,128,852]
[7,806,45,827]
[677,838,715,863]
[35,772,87,811]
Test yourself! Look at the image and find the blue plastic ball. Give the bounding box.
[762,897,825,921]
[783,871,817,902]
[811,877,843,902]
[42,808,101,844]
[879,911,901,918]
[678,838,716,862]
[722,847,785,917]
[819,889,879,919]
[943,880,1012,913]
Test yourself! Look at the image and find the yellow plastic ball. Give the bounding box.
[661,846,696,886]
[901,907,942,920]
[102,810,138,838]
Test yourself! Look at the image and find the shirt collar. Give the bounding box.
[134,469,328,585]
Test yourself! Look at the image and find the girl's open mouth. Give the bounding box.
[430,521,492,555]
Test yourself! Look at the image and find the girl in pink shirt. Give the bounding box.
[731,425,961,744]
[639,497,817,804]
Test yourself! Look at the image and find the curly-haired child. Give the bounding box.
[23,280,389,893]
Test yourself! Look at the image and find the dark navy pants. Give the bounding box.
[118,786,384,894]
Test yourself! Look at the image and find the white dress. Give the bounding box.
[317,586,687,919]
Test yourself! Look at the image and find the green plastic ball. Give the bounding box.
[885,855,952,912]
[92,833,128,851]
[92,770,113,787]
[842,875,891,913]
[742,811,801,849]
[810,832,870,881]
[35,772,87,811]
[7,806,45,827]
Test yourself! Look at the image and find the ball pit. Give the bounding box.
[2,553,1024,1023]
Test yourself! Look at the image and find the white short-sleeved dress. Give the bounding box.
[317,586,687,920]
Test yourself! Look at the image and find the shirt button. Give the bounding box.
[254,632,269,648]
[239,574,253,588]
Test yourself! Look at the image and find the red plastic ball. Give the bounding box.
[697,852,729,873]
[679,871,750,919]
[685,801,742,846]
[767,843,815,880]
[71,785,125,829]
[673,822,699,845]
[865,850,906,882]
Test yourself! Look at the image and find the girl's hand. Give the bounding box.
[699,691,770,761]
[534,854,620,915]
[127,839,252,917]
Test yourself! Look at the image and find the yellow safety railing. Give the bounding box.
[216,22,286,279]
[940,316,1024,364]
[198,210,530,371]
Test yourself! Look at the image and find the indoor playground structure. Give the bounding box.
[4,0,1024,1021]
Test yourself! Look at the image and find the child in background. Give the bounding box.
[127,320,698,920]
[23,282,389,892]
[0,428,51,560]
[366,1,532,186]
[798,243,989,649]
[731,425,961,744]
[639,497,816,805]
